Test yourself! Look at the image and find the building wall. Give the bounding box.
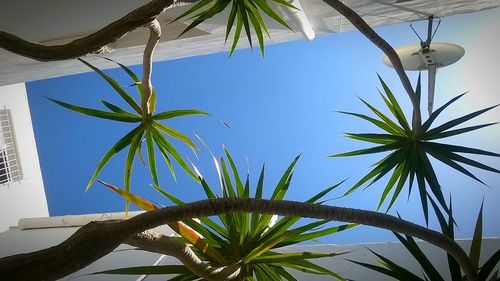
[0,219,498,280]
[0,83,48,232]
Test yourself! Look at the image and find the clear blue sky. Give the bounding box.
[26,8,500,244]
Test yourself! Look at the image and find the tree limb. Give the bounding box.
[127,231,240,280]
[141,19,161,115]
[0,198,476,281]
[0,0,179,61]
[322,0,422,133]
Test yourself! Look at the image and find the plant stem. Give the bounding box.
[0,1,181,61]
[322,0,422,134]
[127,230,240,280]
[141,19,161,116]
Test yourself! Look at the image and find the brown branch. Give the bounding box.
[322,0,422,133]
[0,0,177,61]
[141,19,161,115]
[127,231,240,280]
[0,219,127,281]
[0,198,476,281]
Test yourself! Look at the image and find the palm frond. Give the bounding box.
[333,75,499,221]
[172,0,294,56]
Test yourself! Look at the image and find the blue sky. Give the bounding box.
[26,8,500,244]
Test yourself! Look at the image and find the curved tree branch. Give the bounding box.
[127,231,240,280]
[322,0,422,133]
[141,19,161,115]
[0,0,180,61]
[0,198,476,281]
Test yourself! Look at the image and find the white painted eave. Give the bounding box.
[0,0,499,85]
[16,211,145,230]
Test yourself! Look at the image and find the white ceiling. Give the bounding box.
[0,0,499,85]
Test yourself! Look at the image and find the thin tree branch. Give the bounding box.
[141,19,161,115]
[0,0,180,61]
[127,231,240,281]
[0,198,476,281]
[322,0,422,134]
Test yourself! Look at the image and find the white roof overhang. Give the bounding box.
[0,0,499,85]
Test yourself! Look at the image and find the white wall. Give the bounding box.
[0,218,498,281]
[0,83,48,232]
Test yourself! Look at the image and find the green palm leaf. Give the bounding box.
[333,75,499,219]
[357,200,497,281]
[423,123,497,140]
[148,149,348,280]
[394,232,444,281]
[470,201,484,271]
[100,99,135,115]
[96,56,144,99]
[86,125,144,190]
[272,266,298,281]
[345,133,403,144]
[337,111,402,134]
[329,142,400,158]
[52,58,208,194]
[349,255,425,281]
[172,0,294,56]
[78,58,142,114]
[479,250,500,281]
[429,198,463,280]
[240,6,253,50]
[425,105,498,137]
[377,73,411,132]
[422,92,467,131]
[146,126,159,186]
[124,132,143,212]
[250,163,266,233]
[276,223,356,248]
[279,259,346,280]
[153,121,197,151]
[349,259,407,280]
[225,0,239,42]
[251,252,342,264]
[152,109,209,120]
[258,181,346,245]
[255,153,300,234]
[359,97,406,136]
[49,98,141,122]
[151,129,198,180]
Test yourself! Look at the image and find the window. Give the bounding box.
[0,107,21,185]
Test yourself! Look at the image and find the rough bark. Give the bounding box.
[127,231,240,280]
[0,0,180,61]
[323,0,422,132]
[0,198,476,281]
[141,19,161,115]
